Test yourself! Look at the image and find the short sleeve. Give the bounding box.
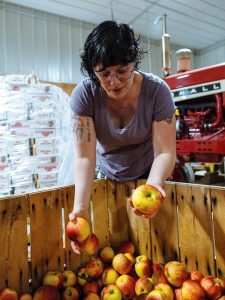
[70,80,94,117]
[153,80,175,121]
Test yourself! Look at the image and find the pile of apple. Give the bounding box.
[0,185,224,300]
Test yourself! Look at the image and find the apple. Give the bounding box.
[63,270,77,288]
[77,267,89,286]
[18,293,33,300]
[66,217,91,243]
[42,271,64,289]
[83,292,100,300]
[135,255,153,278]
[85,257,104,279]
[181,279,205,300]
[189,270,203,282]
[150,268,168,286]
[146,289,166,300]
[62,286,79,300]
[116,274,136,299]
[119,241,135,255]
[33,285,60,300]
[152,263,165,273]
[164,261,189,287]
[131,184,163,217]
[102,266,120,286]
[78,233,99,256]
[0,288,18,300]
[155,283,174,300]
[100,246,115,263]
[82,281,100,295]
[124,252,135,266]
[201,275,223,299]
[135,277,154,295]
[100,284,122,300]
[112,253,133,275]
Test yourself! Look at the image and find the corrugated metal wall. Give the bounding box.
[1,1,224,84]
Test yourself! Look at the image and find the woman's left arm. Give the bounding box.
[146,114,176,197]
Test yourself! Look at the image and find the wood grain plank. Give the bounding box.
[0,195,30,293]
[91,180,109,248]
[29,189,64,289]
[211,187,225,279]
[176,184,215,275]
[151,182,179,264]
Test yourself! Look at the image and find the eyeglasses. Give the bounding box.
[95,68,134,83]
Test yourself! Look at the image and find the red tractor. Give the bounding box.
[164,62,225,183]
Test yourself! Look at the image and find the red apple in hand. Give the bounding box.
[78,233,99,255]
[66,217,91,243]
[131,184,163,217]
[0,288,18,300]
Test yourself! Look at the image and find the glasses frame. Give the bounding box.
[94,65,135,84]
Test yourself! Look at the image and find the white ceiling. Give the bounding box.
[4,0,225,51]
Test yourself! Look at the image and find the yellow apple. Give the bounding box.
[155,283,174,300]
[63,270,76,288]
[135,255,153,278]
[42,271,64,289]
[62,286,79,300]
[77,267,89,286]
[164,261,189,288]
[146,289,166,300]
[131,184,163,217]
[102,266,120,286]
[101,284,122,300]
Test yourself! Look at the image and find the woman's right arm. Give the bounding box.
[69,115,96,222]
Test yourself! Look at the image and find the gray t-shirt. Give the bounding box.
[70,71,175,181]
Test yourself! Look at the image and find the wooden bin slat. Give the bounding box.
[106,181,130,247]
[176,184,215,276]
[211,187,225,280]
[91,179,109,248]
[0,196,29,294]
[29,189,64,289]
[151,182,179,263]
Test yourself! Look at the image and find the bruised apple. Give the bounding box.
[135,277,153,295]
[131,184,163,217]
[200,275,224,299]
[66,217,91,243]
[78,233,99,255]
[63,270,76,288]
[112,253,133,275]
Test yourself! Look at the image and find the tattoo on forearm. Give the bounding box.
[72,116,83,141]
[86,118,91,142]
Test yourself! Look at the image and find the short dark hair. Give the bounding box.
[80,20,144,84]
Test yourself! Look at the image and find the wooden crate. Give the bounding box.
[0,180,224,294]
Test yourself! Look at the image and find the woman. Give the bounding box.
[69,20,176,253]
